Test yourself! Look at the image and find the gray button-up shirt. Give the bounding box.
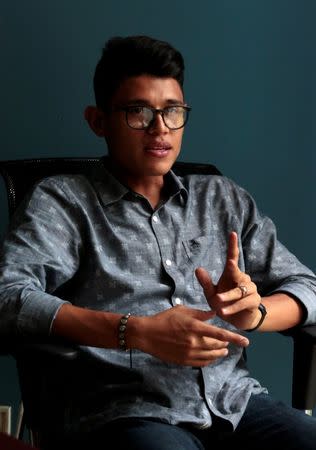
[1,162,316,436]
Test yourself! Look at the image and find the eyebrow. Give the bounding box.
[122,99,186,106]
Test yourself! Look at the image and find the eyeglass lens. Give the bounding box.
[126,106,188,130]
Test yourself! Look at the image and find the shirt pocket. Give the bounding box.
[182,235,210,291]
[181,234,224,292]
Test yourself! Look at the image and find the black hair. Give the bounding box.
[93,35,185,111]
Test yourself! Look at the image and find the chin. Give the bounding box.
[145,159,175,176]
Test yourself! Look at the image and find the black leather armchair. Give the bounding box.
[0,156,315,447]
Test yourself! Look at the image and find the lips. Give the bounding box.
[145,142,172,151]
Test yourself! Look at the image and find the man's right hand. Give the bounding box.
[128,305,249,367]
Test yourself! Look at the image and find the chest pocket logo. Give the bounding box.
[182,235,210,266]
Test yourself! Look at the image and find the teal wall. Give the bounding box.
[1,0,315,430]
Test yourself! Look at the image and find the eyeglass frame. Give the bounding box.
[112,104,192,130]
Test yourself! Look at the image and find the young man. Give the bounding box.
[0,35,316,449]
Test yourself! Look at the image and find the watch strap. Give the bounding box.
[245,303,267,332]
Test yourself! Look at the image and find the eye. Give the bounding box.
[127,106,145,114]
[165,106,186,114]
[165,106,179,114]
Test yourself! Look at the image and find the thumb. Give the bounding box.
[195,267,216,307]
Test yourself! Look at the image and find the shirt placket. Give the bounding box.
[150,208,186,307]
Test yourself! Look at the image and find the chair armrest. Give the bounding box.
[16,342,79,361]
[0,338,79,361]
[290,325,316,410]
[5,338,80,439]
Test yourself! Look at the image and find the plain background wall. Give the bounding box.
[0,0,315,430]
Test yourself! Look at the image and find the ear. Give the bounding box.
[84,106,106,137]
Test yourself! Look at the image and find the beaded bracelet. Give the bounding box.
[118,313,131,351]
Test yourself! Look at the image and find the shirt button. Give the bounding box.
[152,216,158,223]
[175,297,182,305]
[165,259,172,266]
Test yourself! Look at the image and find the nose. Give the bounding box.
[147,111,169,134]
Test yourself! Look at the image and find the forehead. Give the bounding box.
[111,74,184,106]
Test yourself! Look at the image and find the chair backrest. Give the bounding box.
[0,156,222,217]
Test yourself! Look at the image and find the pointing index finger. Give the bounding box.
[200,322,249,347]
[227,231,239,264]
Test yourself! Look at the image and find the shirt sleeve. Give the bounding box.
[230,180,316,326]
[0,177,83,336]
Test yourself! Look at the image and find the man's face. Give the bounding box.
[102,75,186,182]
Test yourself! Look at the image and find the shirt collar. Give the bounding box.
[164,169,188,204]
[90,156,188,207]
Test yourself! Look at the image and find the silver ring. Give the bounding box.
[238,285,248,298]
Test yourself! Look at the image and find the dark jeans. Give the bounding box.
[42,393,316,450]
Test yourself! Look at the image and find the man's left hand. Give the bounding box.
[195,231,262,330]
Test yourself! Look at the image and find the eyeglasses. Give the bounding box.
[116,105,191,130]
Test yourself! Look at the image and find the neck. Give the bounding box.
[106,161,165,208]
[128,177,165,209]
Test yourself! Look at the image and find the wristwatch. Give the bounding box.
[246,303,267,332]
